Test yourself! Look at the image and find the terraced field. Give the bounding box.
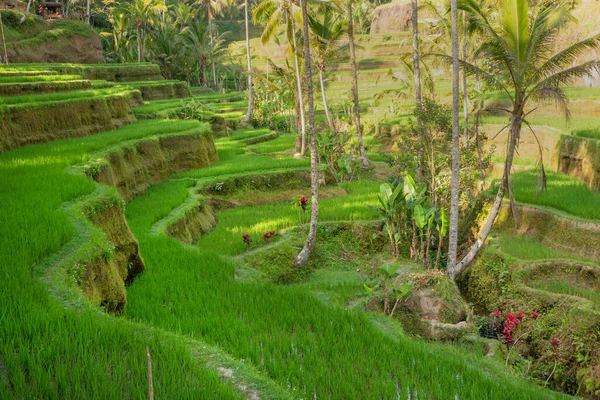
[4,59,600,398]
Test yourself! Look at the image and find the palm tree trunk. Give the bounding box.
[209,16,217,88]
[20,0,32,24]
[243,0,253,123]
[347,0,369,169]
[0,11,8,65]
[462,12,469,150]
[319,69,336,132]
[137,24,143,62]
[295,0,318,268]
[411,0,424,182]
[87,0,91,25]
[451,114,522,279]
[291,16,307,156]
[447,0,460,278]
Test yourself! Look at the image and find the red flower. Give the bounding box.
[504,335,513,344]
[270,230,276,236]
[551,337,560,347]
[243,234,252,248]
[263,232,270,242]
[531,311,539,319]
[505,313,515,321]
[494,310,501,318]
[516,312,524,320]
[299,196,308,211]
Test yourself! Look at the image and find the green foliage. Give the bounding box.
[458,249,512,313]
[317,131,358,183]
[511,170,600,220]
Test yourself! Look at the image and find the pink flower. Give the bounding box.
[504,335,513,344]
[494,310,501,318]
[551,337,560,347]
[505,313,515,321]
[531,311,539,319]
[516,312,524,320]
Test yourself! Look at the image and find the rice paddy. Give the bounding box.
[1,41,599,397]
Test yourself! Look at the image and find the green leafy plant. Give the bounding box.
[369,182,404,257]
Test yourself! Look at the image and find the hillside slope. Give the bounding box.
[0,11,103,63]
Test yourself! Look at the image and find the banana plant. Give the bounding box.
[403,175,427,260]
[376,263,401,314]
[369,182,404,257]
[434,207,448,269]
[389,281,414,318]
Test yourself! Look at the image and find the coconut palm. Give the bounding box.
[180,19,213,85]
[243,0,253,122]
[172,3,196,29]
[308,3,347,133]
[253,0,307,155]
[446,0,460,277]
[295,0,318,268]
[197,0,224,87]
[447,0,600,279]
[128,0,165,62]
[0,10,8,64]
[346,0,369,168]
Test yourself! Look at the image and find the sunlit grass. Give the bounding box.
[0,119,238,398]
[511,170,600,220]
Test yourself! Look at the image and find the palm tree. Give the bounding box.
[128,0,164,62]
[243,0,253,122]
[346,0,369,168]
[197,0,224,87]
[181,19,213,85]
[446,0,460,276]
[448,0,600,279]
[295,0,318,267]
[173,3,196,29]
[0,11,8,64]
[253,0,307,155]
[308,3,346,133]
[410,0,424,182]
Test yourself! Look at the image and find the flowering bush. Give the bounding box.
[493,310,542,364]
[243,233,252,250]
[299,195,308,211]
[263,230,277,243]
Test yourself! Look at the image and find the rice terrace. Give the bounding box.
[1,0,600,398]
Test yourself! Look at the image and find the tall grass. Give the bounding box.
[0,120,240,398]
[0,74,82,83]
[511,170,600,220]
[0,87,135,107]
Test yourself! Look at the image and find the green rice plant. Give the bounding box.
[530,280,600,308]
[0,87,136,107]
[247,135,296,154]
[511,170,600,220]
[0,80,92,97]
[495,233,588,261]
[0,119,244,398]
[0,74,82,83]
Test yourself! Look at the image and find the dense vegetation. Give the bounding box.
[1,0,600,398]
